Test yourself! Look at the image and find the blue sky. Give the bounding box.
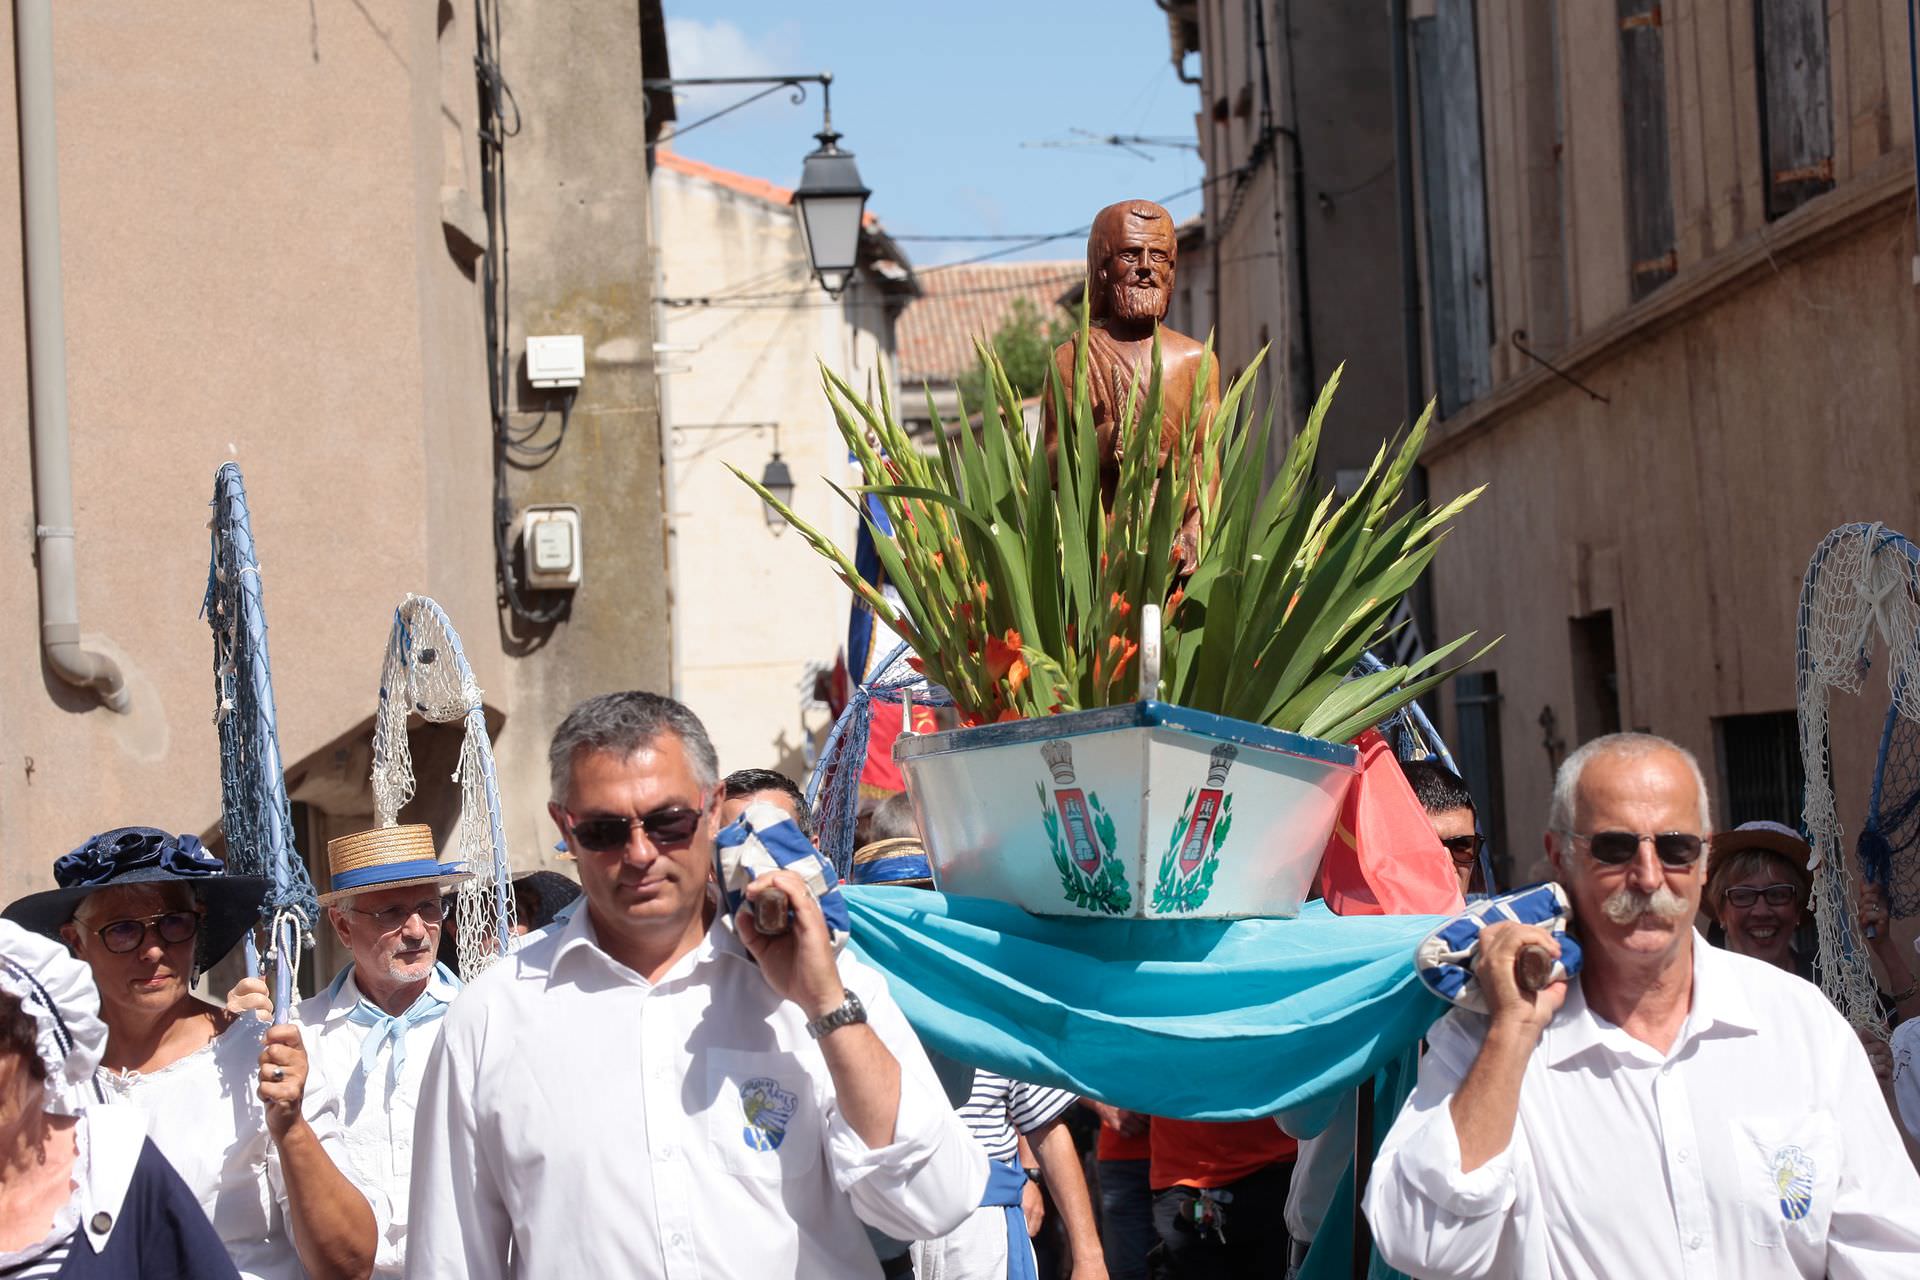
[660,3,1206,269]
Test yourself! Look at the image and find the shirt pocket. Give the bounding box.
[704,1047,823,1183]
[1731,1111,1839,1248]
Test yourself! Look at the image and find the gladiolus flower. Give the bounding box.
[1166,587,1186,614]
[995,708,1022,723]
[906,657,926,674]
[1109,592,1133,620]
[985,630,1025,685]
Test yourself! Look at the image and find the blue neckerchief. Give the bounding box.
[331,963,461,1084]
[979,1159,1037,1280]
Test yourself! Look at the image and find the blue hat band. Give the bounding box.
[850,853,935,886]
[329,858,460,893]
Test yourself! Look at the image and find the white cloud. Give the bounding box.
[662,18,794,127]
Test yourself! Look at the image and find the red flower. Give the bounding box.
[1109,591,1133,620]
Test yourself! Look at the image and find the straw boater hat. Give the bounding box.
[1705,820,1814,901]
[848,836,936,889]
[318,824,471,905]
[2,827,266,971]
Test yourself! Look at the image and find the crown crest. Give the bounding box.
[1040,740,1077,786]
[1206,742,1239,788]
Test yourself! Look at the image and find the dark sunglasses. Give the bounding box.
[345,899,446,932]
[1723,882,1799,909]
[95,911,200,955]
[1440,834,1485,867]
[566,805,705,854]
[1560,829,1705,868]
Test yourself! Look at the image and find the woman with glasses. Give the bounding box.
[1,827,375,1280]
[1706,821,1920,1075]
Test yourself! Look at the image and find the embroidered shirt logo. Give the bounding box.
[1770,1144,1815,1221]
[739,1077,798,1152]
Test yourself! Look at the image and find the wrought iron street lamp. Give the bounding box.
[645,72,870,299]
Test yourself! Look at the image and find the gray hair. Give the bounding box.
[1546,732,1713,839]
[547,691,719,801]
[868,792,921,843]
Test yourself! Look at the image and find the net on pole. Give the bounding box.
[203,463,315,1022]
[371,596,516,980]
[1796,523,1920,1034]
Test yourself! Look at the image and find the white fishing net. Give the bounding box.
[1797,524,1920,1035]
[372,595,516,981]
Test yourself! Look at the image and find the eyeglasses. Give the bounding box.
[94,911,200,955]
[344,899,446,932]
[1440,834,1485,868]
[1557,829,1706,868]
[564,802,706,854]
[1723,882,1799,909]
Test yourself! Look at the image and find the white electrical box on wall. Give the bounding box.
[526,334,586,388]
[519,504,583,590]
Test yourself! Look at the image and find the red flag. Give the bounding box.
[859,699,939,799]
[1318,730,1465,917]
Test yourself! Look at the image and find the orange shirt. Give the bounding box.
[1097,1121,1152,1162]
[1149,1117,1297,1190]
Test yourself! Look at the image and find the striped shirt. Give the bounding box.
[0,1239,71,1279]
[956,1069,1077,1164]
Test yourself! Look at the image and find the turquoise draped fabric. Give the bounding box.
[844,887,1446,1122]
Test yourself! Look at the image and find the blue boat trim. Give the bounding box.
[894,700,1358,769]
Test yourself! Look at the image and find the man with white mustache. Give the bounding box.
[236,826,469,1279]
[1364,732,1920,1278]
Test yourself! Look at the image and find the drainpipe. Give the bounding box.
[17,0,129,712]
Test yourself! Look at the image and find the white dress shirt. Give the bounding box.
[405,906,985,1280]
[297,963,461,1278]
[1364,936,1920,1279]
[101,1009,358,1280]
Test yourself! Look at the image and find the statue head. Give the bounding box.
[1087,200,1177,325]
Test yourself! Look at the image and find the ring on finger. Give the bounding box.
[269,1066,285,1082]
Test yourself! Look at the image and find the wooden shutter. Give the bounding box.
[1754,0,1835,219]
[1618,0,1676,299]
[1412,0,1493,417]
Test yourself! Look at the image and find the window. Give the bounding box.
[1453,671,1511,889]
[1715,711,1806,829]
[1411,0,1493,416]
[1569,610,1623,743]
[1753,0,1835,219]
[1618,0,1676,299]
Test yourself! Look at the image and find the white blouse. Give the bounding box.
[101,1008,355,1280]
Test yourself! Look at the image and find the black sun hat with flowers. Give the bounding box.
[3,827,267,970]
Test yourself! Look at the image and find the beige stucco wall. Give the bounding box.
[0,2,498,904]
[651,163,898,782]
[1423,0,1920,887]
[1428,198,1920,884]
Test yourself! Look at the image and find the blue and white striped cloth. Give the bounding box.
[1415,882,1583,1013]
[713,802,851,951]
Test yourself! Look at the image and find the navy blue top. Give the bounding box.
[55,1138,240,1280]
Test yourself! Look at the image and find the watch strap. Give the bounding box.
[805,989,867,1039]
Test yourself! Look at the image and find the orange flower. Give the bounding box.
[995,707,1023,723]
[906,656,926,674]
[976,581,990,605]
[1106,639,1141,688]
[1109,591,1133,620]
[1166,587,1186,614]
[985,630,1026,686]
[931,551,945,570]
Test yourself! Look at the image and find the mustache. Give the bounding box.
[1599,882,1694,925]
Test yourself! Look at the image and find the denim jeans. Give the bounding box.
[1098,1158,1156,1280]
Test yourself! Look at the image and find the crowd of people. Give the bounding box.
[4,690,1920,1279]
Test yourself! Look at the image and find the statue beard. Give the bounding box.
[1109,282,1169,323]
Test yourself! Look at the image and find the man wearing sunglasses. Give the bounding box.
[407,691,984,1280]
[1365,732,1920,1277]
[1402,760,1487,899]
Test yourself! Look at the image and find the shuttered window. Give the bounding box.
[1715,711,1806,828]
[1412,0,1493,417]
[1754,0,1835,219]
[1618,0,1676,299]
[1453,671,1510,890]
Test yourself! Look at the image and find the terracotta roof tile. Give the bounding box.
[656,146,878,227]
[895,261,1083,384]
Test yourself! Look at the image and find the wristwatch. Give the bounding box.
[805,990,868,1039]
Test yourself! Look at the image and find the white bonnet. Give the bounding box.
[0,918,107,1116]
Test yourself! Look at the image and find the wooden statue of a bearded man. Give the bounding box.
[1043,199,1220,572]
